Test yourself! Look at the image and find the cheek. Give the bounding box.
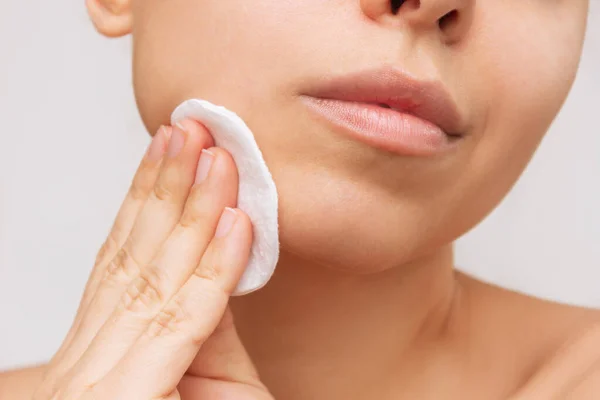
[477,26,578,186]
[130,0,278,132]
[485,14,583,133]
[438,3,587,238]
[131,0,339,136]
[126,0,589,272]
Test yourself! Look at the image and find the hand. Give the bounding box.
[33,120,273,399]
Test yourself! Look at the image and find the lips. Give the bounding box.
[300,67,465,156]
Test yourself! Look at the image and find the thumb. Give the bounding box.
[186,307,264,386]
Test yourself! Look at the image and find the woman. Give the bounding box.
[1,0,599,398]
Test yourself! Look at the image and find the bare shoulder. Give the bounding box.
[511,322,600,399]
[458,273,600,399]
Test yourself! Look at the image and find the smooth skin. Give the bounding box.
[2,0,600,399]
[1,120,273,399]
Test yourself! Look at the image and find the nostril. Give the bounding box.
[438,10,459,30]
[391,0,406,15]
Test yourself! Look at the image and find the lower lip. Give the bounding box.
[301,96,457,156]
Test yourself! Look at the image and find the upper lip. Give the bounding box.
[302,66,465,136]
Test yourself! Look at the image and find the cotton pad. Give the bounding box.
[171,99,279,296]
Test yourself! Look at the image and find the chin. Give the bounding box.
[272,163,454,275]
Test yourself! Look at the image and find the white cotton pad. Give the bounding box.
[171,99,279,296]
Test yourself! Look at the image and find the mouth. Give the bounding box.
[300,67,465,156]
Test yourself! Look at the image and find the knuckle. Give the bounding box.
[103,241,142,286]
[120,267,165,313]
[178,201,211,230]
[152,179,176,203]
[146,298,192,339]
[128,175,150,203]
[192,259,222,284]
[94,232,119,267]
[190,262,230,301]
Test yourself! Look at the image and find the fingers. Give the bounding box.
[95,209,253,399]
[50,120,214,379]
[83,125,172,308]
[50,125,172,364]
[98,120,216,296]
[67,147,242,383]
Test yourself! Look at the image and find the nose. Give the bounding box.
[360,0,474,42]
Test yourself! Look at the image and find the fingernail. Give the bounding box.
[161,125,172,141]
[195,149,215,184]
[146,126,167,162]
[215,207,238,238]
[167,122,186,158]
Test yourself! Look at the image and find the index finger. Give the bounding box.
[96,208,253,399]
[83,126,173,307]
[53,125,172,363]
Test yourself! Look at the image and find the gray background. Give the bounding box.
[0,2,598,370]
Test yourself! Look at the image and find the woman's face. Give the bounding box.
[126,0,588,272]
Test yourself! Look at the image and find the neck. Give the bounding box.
[230,245,463,399]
